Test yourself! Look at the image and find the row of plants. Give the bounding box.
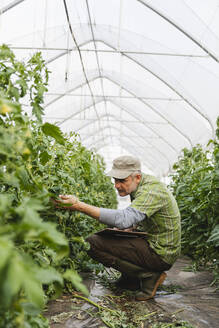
[0,45,117,327]
[169,118,219,286]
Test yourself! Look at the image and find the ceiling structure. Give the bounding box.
[1,0,219,176]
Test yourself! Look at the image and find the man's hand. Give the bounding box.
[113,227,135,232]
[123,227,135,232]
[53,194,79,210]
[52,195,100,220]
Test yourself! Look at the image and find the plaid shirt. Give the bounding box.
[130,173,181,265]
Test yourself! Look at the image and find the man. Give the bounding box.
[55,155,181,301]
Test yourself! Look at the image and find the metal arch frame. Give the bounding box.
[136,0,219,63]
[99,140,169,177]
[85,127,152,152]
[88,135,164,174]
[45,93,181,101]
[86,132,160,169]
[97,140,161,175]
[4,1,217,64]
[54,97,176,174]
[56,96,179,155]
[52,96,176,168]
[45,69,193,147]
[79,115,160,139]
[55,95,175,155]
[10,46,210,57]
[100,39,215,137]
[76,112,172,167]
[2,3,216,133]
[76,104,175,167]
[45,30,214,136]
[76,113,160,135]
[84,136,154,170]
[80,117,171,168]
[77,98,178,154]
[0,0,25,14]
[99,141,162,175]
[3,0,216,62]
[105,79,192,148]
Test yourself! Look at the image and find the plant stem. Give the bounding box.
[143,311,157,318]
[171,308,185,316]
[72,293,117,314]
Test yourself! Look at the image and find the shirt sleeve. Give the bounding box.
[99,206,146,229]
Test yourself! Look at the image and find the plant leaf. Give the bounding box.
[42,123,65,145]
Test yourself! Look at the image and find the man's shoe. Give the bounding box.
[115,273,140,290]
[135,271,167,301]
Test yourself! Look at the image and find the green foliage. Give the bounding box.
[0,45,117,327]
[169,118,219,286]
[208,225,219,246]
[41,122,65,145]
[0,44,49,121]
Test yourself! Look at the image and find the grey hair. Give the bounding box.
[130,170,142,177]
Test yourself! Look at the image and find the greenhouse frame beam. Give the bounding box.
[77,113,161,140]
[80,115,171,169]
[81,133,160,138]
[46,35,214,137]
[0,0,25,14]
[87,134,154,153]
[104,77,193,147]
[86,133,153,158]
[88,135,166,174]
[105,42,215,137]
[99,99,178,154]
[46,116,168,125]
[58,96,173,151]
[45,116,166,124]
[137,0,219,63]
[11,46,208,58]
[85,127,152,149]
[46,72,192,147]
[96,140,158,174]
[57,96,178,155]
[80,115,159,141]
[46,92,182,101]
[58,105,176,168]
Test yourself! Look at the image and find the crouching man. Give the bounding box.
[55,155,181,301]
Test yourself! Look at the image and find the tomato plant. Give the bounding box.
[0,45,117,327]
[169,118,219,286]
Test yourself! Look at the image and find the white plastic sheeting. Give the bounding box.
[1,0,219,176]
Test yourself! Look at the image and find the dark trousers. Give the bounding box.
[86,233,171,274]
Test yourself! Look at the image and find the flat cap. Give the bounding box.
[108,155,141,179]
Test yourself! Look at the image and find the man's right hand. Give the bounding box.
[53,194,79,210]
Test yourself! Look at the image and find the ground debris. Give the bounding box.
[50,311,75,323]
[45,258,219,328]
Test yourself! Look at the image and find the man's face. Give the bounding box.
[114,174,141,197]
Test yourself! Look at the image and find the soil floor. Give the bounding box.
[45,257,219,328]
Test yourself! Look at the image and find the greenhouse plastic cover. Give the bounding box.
[1,0,219,177]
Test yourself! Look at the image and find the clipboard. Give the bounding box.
[96,228,147,238]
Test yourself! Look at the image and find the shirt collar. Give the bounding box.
[130,173,144,200]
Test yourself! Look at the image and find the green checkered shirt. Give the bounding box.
[130,173,181,265]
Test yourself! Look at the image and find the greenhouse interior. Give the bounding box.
[0,1,218,328]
